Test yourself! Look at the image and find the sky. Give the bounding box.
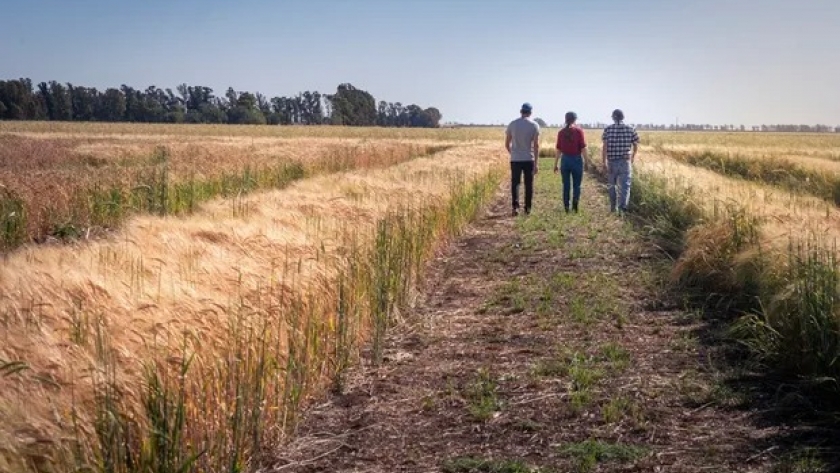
[1,0,839,126]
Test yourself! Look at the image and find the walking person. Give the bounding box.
[554,111,587,213]
[505,102,540,216]
[601,109,639,213]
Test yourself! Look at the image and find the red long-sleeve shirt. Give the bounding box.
[556,126,587,155]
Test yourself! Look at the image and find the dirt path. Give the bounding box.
[259,167,783,472]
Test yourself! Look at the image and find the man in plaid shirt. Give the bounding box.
[601,109,639,213]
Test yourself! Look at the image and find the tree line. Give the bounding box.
[631,123,840,133]
[0,79,443,127]
[454,121,839,133]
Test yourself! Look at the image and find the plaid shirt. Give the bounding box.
[602,123,640,161]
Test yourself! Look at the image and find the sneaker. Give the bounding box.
[512,208,519,217]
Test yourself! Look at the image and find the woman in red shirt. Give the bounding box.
[553,111,588,213]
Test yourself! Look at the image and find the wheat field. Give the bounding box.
[1,122,507,473]
[609,131,840,396]
[2,122,839,473]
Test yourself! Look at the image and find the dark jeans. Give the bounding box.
[560,154,584,211]
[510,161,534,212]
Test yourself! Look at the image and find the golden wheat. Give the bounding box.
[0,135,504,472]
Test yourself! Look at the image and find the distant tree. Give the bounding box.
[226,91,266,125]
[534,117,548,128]
[390,102,405,126]
[198,102,226,123]
[328,83,376,126]
[302,91,324,125]
[0,79,44,119]
[138,86,166,122]
[98,88,126,121]
[376,100,389,126]
[270,96,291,125]
[69,84,98,121]
[423,107,442,128]
[255,92,272,116]
[121,85,141,121]
[37,81,73,120]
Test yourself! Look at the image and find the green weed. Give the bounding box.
[599,343,631,372]
[601,396,644,425]
[465,368,501,422]
[442,456,548,473]
[0,187,26,251]
[772,447,828,473]
[557,439,648,473]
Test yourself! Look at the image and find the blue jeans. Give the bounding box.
[607,159,632,212]
[560,154,583,211]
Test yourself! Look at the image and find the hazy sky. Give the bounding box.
[1,0,838,126]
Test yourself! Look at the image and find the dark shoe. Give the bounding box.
[512,208,519,217]
[524,208,531,216]
[564,207,570,213]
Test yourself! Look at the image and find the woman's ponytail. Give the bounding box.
[563,111,577,139]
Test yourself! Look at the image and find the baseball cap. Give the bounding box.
[612,109,625,121]
[520,103,533,113]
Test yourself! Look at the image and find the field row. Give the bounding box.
[0,141,505,473]
[0,133,455,251]
[601,148,840,392]
[653,144,840,205]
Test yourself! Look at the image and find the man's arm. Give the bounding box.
[630,129,640,163]
[505,131,512,154]
[601,127,609,168]
[532,132,540,174]
[601,141,608,168]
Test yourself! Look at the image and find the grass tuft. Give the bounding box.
[557,439,648,472]
[465,368,502,422]
[442,456,548,473]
